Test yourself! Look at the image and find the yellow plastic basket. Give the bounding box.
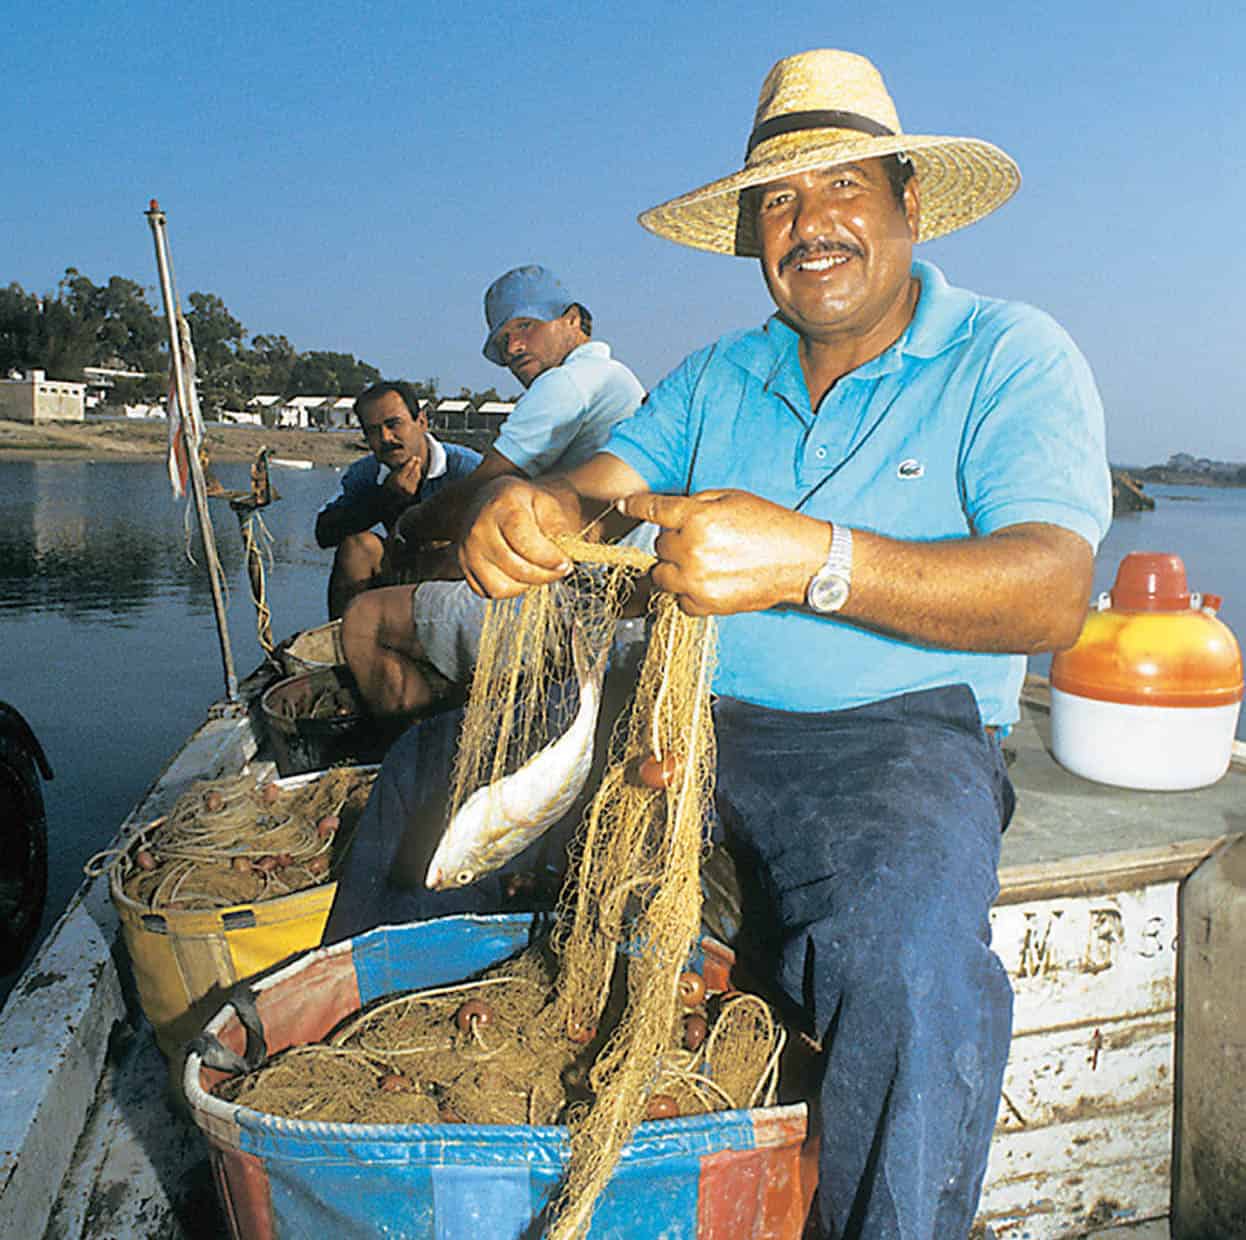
[111,767,371,1056]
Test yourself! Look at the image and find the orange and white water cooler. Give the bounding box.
[1050,552,1243,790]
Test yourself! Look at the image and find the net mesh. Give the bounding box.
[214,536,759,1240]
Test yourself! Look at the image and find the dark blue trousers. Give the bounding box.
[712,684,1014,1240]
[325,675,588,943]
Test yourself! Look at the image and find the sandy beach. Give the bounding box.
[0,416,368,467]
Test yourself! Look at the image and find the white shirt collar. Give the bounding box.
[424,432,448,480]
[375,432,446,484]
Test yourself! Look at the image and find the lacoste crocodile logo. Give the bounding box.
[897,459,925,479]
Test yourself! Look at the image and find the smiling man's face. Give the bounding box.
[756,158,919,352]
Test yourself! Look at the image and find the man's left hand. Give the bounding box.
[618,489,830,615]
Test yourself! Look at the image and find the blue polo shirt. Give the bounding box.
[492,340,645,477]
[604,260,1112,724]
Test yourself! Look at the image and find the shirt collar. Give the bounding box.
[899,259,978,359]
[723,258,979,396]
[565,340,610,364]
[424,432,447,480]
[375,432,446,483]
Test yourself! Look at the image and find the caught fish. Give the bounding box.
[426,625,608,890]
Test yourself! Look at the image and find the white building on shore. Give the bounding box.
[0,370,86,423]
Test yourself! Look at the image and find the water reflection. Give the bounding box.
[0,460,265,615]
[0,456,340,996]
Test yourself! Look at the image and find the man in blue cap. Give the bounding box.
[341,265,645,716]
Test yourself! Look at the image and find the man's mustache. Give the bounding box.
[778,240,862,275]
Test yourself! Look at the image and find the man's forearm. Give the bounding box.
[619,491,1093,655]
[315,499,388,547]
[844,522,1093,654]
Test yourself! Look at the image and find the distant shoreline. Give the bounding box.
[0,417,367,467]
[0,416,495,466]
[1125,471,1245,490]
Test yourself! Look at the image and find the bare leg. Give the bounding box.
[341,585,435,716]
[328,532,386,620]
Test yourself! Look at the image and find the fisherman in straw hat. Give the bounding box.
[461,49,1111,1237]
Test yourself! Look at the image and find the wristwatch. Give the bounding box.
[805,523,853,614]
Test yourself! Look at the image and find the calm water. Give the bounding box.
[0,457,339,996]
[2,465,1244,995]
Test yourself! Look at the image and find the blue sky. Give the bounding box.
[4,0,1242,463]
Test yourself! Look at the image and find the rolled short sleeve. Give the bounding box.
[959,308,1112,550]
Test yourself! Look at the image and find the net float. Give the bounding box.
[306,854,330,877]
[378,1072,414,1093]
[134,849,157,872]
[204,790,224,812]
[260,782,281,806]
[455,999,494,1034]
[638,753,678,789]
[683,1013,708,1051]
[566,1018,596,1045]
[316,813,339,839]
[645,1094,679,1120]
[677,971,706,1007]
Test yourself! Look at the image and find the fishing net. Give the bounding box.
[540,537,719,1240]
[215,944,782,1133]
[213,536,779,1240]
[89,767,375,910]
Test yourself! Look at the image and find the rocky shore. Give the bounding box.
[1111,467,1155,513]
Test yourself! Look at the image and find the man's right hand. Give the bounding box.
[383,457,424,502]
[458,477,579,597]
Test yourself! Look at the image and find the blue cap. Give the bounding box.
[482,265,573,365]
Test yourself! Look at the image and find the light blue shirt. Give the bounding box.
[492,340,645,477]
[604,260,1112,724]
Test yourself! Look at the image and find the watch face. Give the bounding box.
[808,569,850,614]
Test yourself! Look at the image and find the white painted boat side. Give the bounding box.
[980,884,1180,1236]
[0,703,260,1240]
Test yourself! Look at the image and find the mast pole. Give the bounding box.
[145,199,239,704]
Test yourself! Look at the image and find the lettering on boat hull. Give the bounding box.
[979,883,1177,1237]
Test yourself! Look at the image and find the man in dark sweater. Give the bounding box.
[315,381,480,618]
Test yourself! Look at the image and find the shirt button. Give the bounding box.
[814,446,827,460]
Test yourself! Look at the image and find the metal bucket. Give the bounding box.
[260,666,401,777]
[185,915,816,1239]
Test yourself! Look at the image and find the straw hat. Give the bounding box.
[639,49,1020,256]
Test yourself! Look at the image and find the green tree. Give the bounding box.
[184,291,250,413]
[95,276,164,373]
[400,376,439,404]
[0,283,42,375]
[246,333,297,394]
[286,351,381,398]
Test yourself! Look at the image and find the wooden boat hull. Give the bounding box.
[0,678,1241,1237]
